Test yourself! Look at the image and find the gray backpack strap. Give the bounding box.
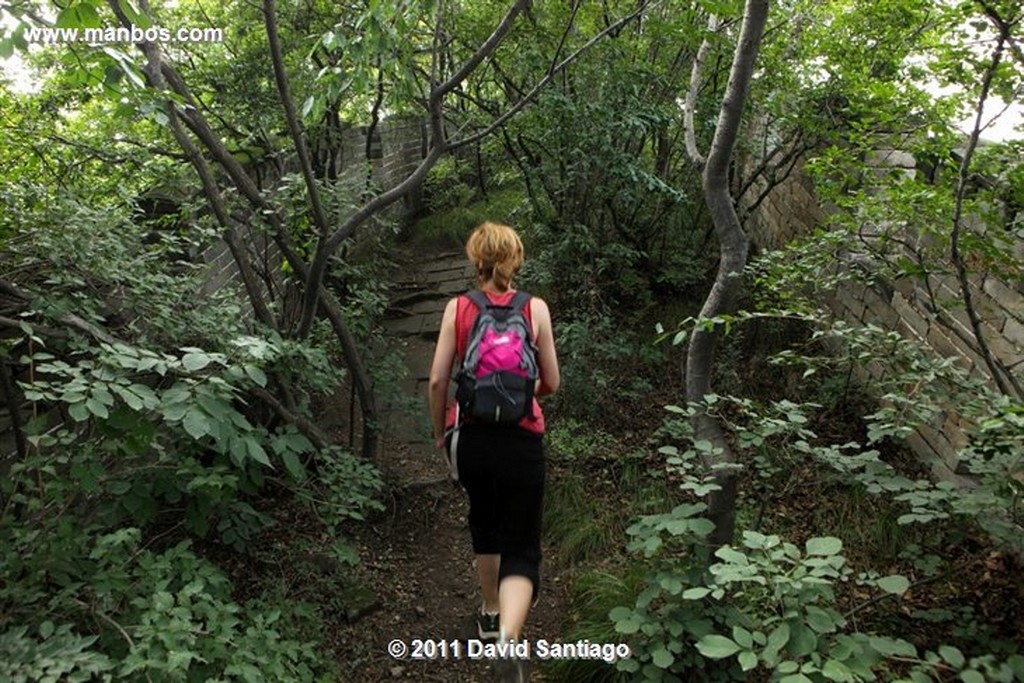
[465,290,490,312]
[509,290,532,314]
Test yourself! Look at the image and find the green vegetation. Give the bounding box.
[2,0,1023,680]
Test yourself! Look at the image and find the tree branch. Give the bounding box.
[950,31,1022,399]
[684,14,720,168]
[431,0,529,101]
[294,1,533,336]
[448,0,657,152]
[263,0,331,243]
[975,0,1024,67]
[106,0,378,457]
[251,385,330,450]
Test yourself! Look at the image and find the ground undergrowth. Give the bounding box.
[535,316,1023,682]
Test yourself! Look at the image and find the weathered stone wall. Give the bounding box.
[743,156,826,252]
[742,149,1024,480]
[200,116,427,305]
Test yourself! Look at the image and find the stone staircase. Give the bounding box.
[377,251,476,483]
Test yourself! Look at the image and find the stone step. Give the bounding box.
[389,290,450,309]
[382,316,424,337]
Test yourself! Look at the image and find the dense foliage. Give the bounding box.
[2,0,1022,680]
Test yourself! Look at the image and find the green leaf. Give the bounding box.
[614,616,641,634]
[651,647,674,668]
[182,352,212,372]
[182,408,211,440]
[129,383,159,409]
[116,0,151,28]
[38,620,55,638]
[805,536,843,556]
[732,626,753,648]
[959,672,985,683]
[608,607,632,621]
[696,635,741,659]
[111,384,143,411]
[939,645,964,669]
[805,605,840,634]
[682,587,711,600]
[715,546,748,564]
[822,659,855,682]
[281,451,304,480]
[780,675,813,683]
[68,402,90,422]
[244,365,268,387]
[659,575,683,594]
[868,636,917,658]
[778,661,799,674]
[245,437,271,467]
[76,3,102,29]
[788,623,818,657]
[738,650,757,672]
[85,397,109,419]
[766,622,791,655]
[876,574,911,596]
[55,6,81,29]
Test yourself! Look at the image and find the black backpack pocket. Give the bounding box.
[465,371,533,424]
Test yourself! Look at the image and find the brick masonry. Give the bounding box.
[200,117,427,311]
[743,149,1024,481]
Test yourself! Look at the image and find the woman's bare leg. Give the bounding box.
[498,575,533,640]
[477,554,500,612]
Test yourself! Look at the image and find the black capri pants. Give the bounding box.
[452,423,545,597]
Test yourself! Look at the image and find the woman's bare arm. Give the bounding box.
[531,297,560,396]
[428,298,459,443]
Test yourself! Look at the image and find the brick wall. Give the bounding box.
[742,148,1024,481]
[199,116,427,309]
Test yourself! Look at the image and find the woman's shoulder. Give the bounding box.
[527,294,550,312]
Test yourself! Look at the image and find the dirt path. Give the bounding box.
[327,248,569,682]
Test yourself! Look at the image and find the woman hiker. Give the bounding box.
[428,221,560,682]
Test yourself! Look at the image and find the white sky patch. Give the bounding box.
[1,8,45,94]
[961,97,1023,143]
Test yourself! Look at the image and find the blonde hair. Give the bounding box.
[465,221,524,291]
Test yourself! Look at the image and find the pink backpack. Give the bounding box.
[455,291,538,424]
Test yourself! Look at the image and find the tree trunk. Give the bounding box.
[684,0,770,550]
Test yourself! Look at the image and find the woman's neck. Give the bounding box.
[479,280,512,294]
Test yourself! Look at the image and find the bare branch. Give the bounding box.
[449,0,658,152]
[263,0,330,240]
[684,14,719,167]
[431,0,529,102]
[950,31,1023,398]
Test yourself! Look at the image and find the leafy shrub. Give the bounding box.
[548,313,665,424]
[1,192,384,679]
[0,526,321,681]
[0,624,114,683]
[422,154,476,214]
[611,508,1024,682]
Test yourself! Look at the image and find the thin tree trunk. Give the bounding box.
[108,0,380,458]
[949,31,1022,399]
[684,0,770,550]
